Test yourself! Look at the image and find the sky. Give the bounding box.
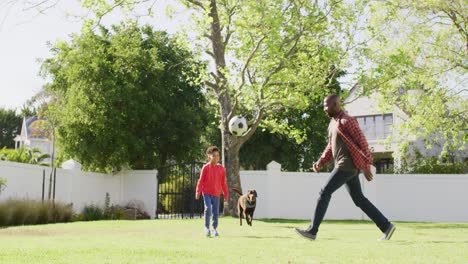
[0,0,189,111]
[1,1,464,112]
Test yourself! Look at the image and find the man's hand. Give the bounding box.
[312,163,321,173]
[363,168,373,181]
[195,193,200,200]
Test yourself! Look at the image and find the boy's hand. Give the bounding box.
[312,163,320,173]
[195,193,200,200]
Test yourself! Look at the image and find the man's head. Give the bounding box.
[323,94,341,118]
[206,146,220,164]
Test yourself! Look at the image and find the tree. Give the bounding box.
[41,23,209,172]
[240,69,345,171]
[354,0,467,170]
[80,0,359,214]
[0,108,22,149]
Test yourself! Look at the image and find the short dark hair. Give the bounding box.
[325,94,339,102]
[206,146,220,155]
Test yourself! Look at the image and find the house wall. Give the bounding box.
[27,139,53,158]
[0,161,157,218]
[240,161,468,222]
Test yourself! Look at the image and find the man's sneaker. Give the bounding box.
[294,228,316,241]
[379,223,396,241]
[211,229,219,237]
[205,228,211,237]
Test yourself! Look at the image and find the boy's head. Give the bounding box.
[206,146,220,164]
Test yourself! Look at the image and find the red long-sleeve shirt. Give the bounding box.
[196,163,229,200]
[317,111,372,171]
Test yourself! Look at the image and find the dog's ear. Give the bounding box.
[253,190,258,197]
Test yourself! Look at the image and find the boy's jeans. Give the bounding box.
[203,194,220,229]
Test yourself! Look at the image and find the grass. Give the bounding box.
[0,217,467,263]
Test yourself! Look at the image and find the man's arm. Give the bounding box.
[345,118,373,180]
[346,118,372,162]
[316,138,332,168]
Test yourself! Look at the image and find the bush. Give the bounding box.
[0,177,6,195]
[0,147,50,165]
[82,205,104,221]
[0,199,73,227]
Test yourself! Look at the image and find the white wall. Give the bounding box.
[240,161,468,222]
[0,161,157,218]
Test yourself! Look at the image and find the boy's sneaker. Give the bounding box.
[211,229,219,237]
[205,228,211,237]
[379,223,396,241]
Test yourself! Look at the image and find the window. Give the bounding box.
[356,114,393,140]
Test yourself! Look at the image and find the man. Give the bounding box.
[295,94,396,241]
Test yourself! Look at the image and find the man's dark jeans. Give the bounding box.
[308,168,390,235]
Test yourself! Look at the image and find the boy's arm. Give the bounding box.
[221,168,229,201]
[195,166,206,197]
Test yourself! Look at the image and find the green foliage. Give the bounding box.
[0,147,50,165]
[356,0,467,160]
[42,22,209,172]
[240,70,345,171]
[0,199,73,227]
[393,148,467,174]
[0,108,22,149]
[102,192,125,220]
[82,205,104,221]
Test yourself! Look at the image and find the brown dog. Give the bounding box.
[232,187,258,226]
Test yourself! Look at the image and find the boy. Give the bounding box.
[195,146,229,237]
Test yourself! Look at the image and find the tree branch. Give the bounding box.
[237,35,266,91]
[186,0,204,9]
[239,109,265,145]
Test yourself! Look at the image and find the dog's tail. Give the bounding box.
[231,187,242,196]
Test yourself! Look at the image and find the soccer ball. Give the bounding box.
[229,115,248,136]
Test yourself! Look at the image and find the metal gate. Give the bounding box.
[156,162,206,219]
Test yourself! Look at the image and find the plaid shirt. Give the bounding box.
[317,111,372,171]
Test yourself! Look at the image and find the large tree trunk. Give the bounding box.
[222,128,242,216]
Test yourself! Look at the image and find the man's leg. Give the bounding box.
[345,173,391,233]
[307,169,355,235]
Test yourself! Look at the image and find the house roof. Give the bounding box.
[21,116,49,140]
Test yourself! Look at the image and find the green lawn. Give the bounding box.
[0,217,467,263]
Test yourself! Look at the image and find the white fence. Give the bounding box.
[0,161,157,218]
[240,161,468,222]
[2,160,467,222]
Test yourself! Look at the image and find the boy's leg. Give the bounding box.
[211,195,220,230]
[307,169,355,235]
[203,194,212,229]
[345,173,391,233]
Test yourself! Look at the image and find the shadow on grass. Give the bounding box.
[404,223,468,230]
[243,235,292,239]
[395,240,468,245]
[257,219,372,225]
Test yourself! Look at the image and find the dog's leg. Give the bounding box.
[238,204,242,226]
[240,209,243,226]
